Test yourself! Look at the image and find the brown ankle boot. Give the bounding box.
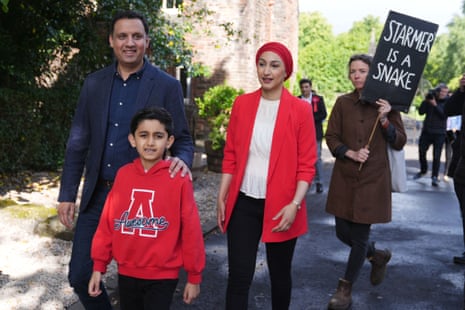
[369,248,391,285]
[327,278,352,309]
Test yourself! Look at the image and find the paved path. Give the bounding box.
[70,140,465,309]
[168,143,464,309]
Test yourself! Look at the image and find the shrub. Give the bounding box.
[196,84,244,150]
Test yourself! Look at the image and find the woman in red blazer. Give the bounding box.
[216,42,317,309]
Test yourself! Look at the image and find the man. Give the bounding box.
[445,74,465,264]
[299,78,327,193]
[57,10,194,309]
[413,83,449,186]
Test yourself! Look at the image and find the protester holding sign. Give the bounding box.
[325,54,406,310]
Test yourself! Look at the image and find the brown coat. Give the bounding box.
[325,91,406,224]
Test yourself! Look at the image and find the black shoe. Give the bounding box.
[454,253,465,265]
[413,172,425,180]
[316,183,323,193]
[432,176,439,187]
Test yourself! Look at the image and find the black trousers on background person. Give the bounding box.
[447,131,461,178]
[453,175,465,251]
[418,132,446,178]
[226,193,297,310]
[445,130,456,176]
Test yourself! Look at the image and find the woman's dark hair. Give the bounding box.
[348,54,373,67]
[130,107,174,137]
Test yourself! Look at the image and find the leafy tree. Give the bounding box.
[297,13,382,104]
[0,0,216,172]
[297,12,336,96]
[439,15,465,84]
[297,3,465,121]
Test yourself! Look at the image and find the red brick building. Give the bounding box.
[163,0,299,139]
[164,0,299,98]
[188,0,299,99]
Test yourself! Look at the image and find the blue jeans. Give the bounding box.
[68,185,113,310]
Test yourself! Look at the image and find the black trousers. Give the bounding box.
[453,180,465,249]
[118,274,178,310]
[418,132,446,178]
[335,217,375,283]
[226,193,297,310]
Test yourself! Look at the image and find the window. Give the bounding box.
[161,0,183,9]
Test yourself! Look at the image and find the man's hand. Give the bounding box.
[167,156,192,180]
[88,271,102,297]
[460,74,465,92]
[57,202,76,229]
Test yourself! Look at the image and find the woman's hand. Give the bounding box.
[376,99,392,120]
[271,203,298,232]
[217,198,226,233]
[346,147,370,163]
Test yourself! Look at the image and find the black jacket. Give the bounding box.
[419,97,447,135]
[445,90,465,183]
[298,93,327,140]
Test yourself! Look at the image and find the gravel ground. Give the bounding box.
[0,168,220,309]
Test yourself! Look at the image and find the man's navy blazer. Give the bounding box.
[58,61,194,213]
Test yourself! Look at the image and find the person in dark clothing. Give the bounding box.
[413,83,449,186]
[445,74,465,265]
[444,116,462,181]
[298,78,327,193]
[56,10,194,309]
[447,130,461,179]
[325,54,406,310]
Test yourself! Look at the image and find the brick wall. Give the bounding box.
[187,0,299,99]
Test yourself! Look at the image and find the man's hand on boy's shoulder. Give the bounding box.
[168,156,192,180]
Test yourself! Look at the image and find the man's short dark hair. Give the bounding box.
[110,10,149,35]
[299,78,312,87]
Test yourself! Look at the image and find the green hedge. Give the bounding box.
[0,86,77,173]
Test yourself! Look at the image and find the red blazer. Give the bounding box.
[222,87,316,242]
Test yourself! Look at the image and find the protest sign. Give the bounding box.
[361,11,438,112]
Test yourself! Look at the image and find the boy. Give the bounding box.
[88,107,205,309]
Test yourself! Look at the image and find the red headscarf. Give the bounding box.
[255,41,294,81]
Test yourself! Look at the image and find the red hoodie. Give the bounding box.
[91,159,205,284]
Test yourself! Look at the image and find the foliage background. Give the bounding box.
[1,0,465,173]
[296,5,465,115]
[0,0,206,173]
